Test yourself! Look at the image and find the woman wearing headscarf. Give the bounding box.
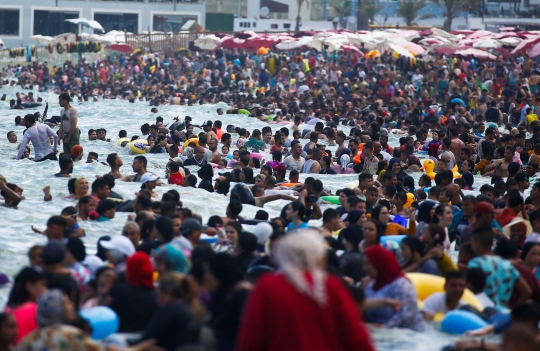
[108,252,158,332]
[64,178,90,200]
[251,222,273,253]
[363,245,425,331]
[153,243,189,274]
[331,148,355,174]
[461,171,474,190]
[17,289,104,351]
[370,205,416,236]
[197,164,214,193]
[416,200,437,237]
[388,157,408,183]
[237,231,375,351]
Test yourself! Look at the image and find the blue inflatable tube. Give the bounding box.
[21,102,41,108]
[380,235,407,245]
[440,310,489,334]
[80,306,119,340]
[201,236,218,244]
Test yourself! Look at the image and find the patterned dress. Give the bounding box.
[17,325,105,351]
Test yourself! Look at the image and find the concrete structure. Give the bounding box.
[0,0,206,48]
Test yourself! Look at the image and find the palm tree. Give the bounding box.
[295,0,310,32]
[331,0,351,28]
[397,0,433,26]
[430,0,468,31]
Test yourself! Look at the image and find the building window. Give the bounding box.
[283,23,291,29]
[33,10,79,36]
[153,14,198,32]
[0,9,20,36]
[94,13,138,33]
[271,24,278,29]
[253,22,256,27]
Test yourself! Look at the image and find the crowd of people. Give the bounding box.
[2,32,540,351]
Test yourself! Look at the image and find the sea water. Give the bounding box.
[0,85,500,349]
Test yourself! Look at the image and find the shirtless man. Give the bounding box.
[484,146,515,178]
[438,170,463,207]
[208,138,221,164]
[530,70,540,95]
[106,153,124,179]
[202,120,217,140]
[120,155,148,182]
[58,93,80,154]
[335,131,346,160]
[251,186,296,208]
[440,138,456,170]
[449,128,466,162]
[529,144,540,165]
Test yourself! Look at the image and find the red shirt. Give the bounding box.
[236,273,375,351]
[270,144,282,153]
[168,172,184,186]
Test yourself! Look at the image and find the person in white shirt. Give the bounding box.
[421,271,468,320]
[17,114,58,162]
[283,140,305,172]
[525,210,540,244]
[467,268,495,309]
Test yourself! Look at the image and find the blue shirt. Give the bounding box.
[286,221,310,232]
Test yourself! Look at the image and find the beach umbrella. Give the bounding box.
[220,37,245,49]
[29,35,54,45]
[436,47,457,55]
[108,43,133,53]
[340,44,364,56]
[455,48,496,60]
[276,39,301,50]
[396,41,426,55]
[498,37,522,47]
[194,35,220,50]
[243,36,280,51]
[528,41,540,58]
[53,33,77,43]
[65,18,104,32]
[511,37,540,55]
[390,43,414,58]
[473,39,501,49]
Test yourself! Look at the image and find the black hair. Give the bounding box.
[58,153,72,170]
[288,201,307,222]
[227,199,243,217]
[156,215,174,243]
[7,267,45,308]
[96,199,116,216]
[466,268,487,293]
[91,178,109,193]
[238,232,258,254]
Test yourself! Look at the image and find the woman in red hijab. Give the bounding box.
[236,230,375,351]
[363,245,425,331]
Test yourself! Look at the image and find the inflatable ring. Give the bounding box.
[57,43,64,54]
[406,273,483,311]
[347,182,358,189]
[250,152,263,160]
[380,235,407,245]
[182,138,199,149]
[452,164,461,179]
[403,192,415,208]
[128,140,148,154]
[48,43,54,54]
[238,109,250,114]
[117,138,131,147]
[9,49,15,58]
[79,306,119,340]
[279,182,301,188]
[440,310,489,334]
[321,196,340,205]
[21,102,42,108]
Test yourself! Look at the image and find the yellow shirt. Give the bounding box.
[527,113,539,123]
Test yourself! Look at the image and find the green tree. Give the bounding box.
[430,0,468,31]
[397,0,433,26]
[296,0,310,32]
[331,0,351,28]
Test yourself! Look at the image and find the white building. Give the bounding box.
[233,0,333,32]
[0,0,206,48]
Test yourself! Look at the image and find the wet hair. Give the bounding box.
[288,201,307,222]
[7,267,45,308]
[96,199,116,216]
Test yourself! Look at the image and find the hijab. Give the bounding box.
[364,245,405,291]
[153,243,189,274]
[126,252,154,289]
[389,157,408,182]
[428,143,440,161]
[338,148,351,166]
[75,177,88,199]
[417,200,436,223]
[37,289,66,327]
[251,222,273,246]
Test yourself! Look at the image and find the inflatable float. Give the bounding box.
[21,102,41,108]
[407,273,484,323]
[183,138,199,149]
[238,109,250,114]
[280,182,301,188]
[127,140,147,154]
[440,310,489,334]
[117,138,131,147]
[420,159,436,180]
[321,196,340,205]
[80,306,119,340]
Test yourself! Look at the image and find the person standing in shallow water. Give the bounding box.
[57,93,80,154]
